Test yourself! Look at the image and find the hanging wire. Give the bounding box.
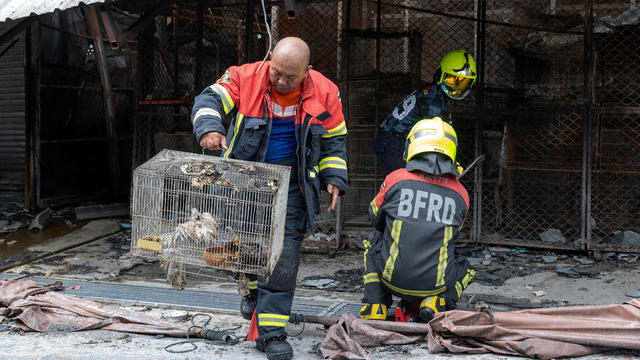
[255,0,273,74]
[165,313,243,353]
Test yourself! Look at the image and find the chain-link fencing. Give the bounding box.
[589,1,640,252]
[133,0,640,253]
[480,0,586,249]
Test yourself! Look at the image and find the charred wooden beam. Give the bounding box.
[85,4,120,200]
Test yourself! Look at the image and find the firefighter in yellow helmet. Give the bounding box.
[361,117,476,322]
[375,49,476,176]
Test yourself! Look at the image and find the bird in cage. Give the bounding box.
[254,178,279,192]
[235,164,256,173]
[175,208,219,245]
[180,160,239,192]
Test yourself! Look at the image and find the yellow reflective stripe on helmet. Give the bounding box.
[369,198,379,217]
[193,108,221,126]
[381,278,445,297]
[382,220,402,281]
[257,313,289,327]
[435,226,452,287]
[209,83,234,114]
[319,157,347,171]
[223,113,244,158]
[363,272,379,284]
[248,280,258,290]
[322,121,347,138]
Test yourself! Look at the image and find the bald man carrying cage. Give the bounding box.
[191,37,348,360]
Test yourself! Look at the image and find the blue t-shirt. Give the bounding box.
[265,116,297,162]
[265,87,300,162]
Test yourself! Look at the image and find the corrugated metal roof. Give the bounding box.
[0,0,105,22]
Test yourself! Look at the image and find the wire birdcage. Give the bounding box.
[130,149,289,277]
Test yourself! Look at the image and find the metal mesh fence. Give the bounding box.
[132,0,640,253]
[590,1,640,251]
[337,1,479,238]
[479,0,586,249]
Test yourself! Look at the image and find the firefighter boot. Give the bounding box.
[359,303,387,320]
[256,335,293,360]
[419,295,446,323]
[240,294,257,320]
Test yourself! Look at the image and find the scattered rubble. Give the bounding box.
[161,310,189,322]
[302,279,339,289]
[573,256,594,265]
[626,291,640,298]
[539,228,567,244]
[621,231,640,247]
[28,208,52,231]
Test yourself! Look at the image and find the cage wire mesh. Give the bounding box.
[131,149,290,278]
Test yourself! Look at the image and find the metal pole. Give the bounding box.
[343,0,351,121]
[25,25,33,209]
[195,1,203,93]
[86,4,120,199]
[374,0,381,190]
[33,20,42,208]
[582,0,594,251]
[337,0,342,81]
[245,0,255,62]
[473,0,486,243]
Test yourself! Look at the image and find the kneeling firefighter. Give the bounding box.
[360,117,476,322]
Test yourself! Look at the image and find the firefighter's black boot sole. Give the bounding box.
[256,337,293,360]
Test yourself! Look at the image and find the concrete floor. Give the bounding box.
[1,222,640,359]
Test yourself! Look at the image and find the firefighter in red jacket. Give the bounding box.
[191,37,348,359]
[361,117,475,323]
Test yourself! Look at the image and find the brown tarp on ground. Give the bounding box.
[320,312,428,360]
[321,300,640,360]
[427,299,640,359]
[0,278,198,337]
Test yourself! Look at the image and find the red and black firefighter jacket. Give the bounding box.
[191,61,348,225]
[366,169,470,299]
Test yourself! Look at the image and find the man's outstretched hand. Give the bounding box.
[200,131,228,151]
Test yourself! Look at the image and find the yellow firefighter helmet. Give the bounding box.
[404,117,458,164]
[436,49,477,100]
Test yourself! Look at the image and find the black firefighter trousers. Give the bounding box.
[245,155,307,341]
[362,230,475,311]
